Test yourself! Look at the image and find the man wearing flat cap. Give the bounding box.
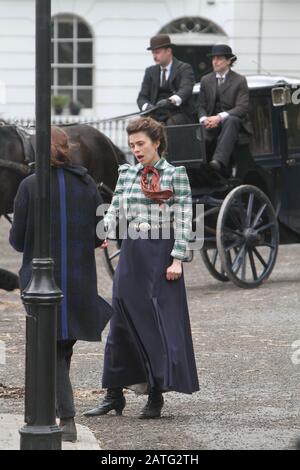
[198,44,252,174]
[137,34,196,125]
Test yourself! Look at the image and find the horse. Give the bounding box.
[0,121,127,215]
[0,121,127,290]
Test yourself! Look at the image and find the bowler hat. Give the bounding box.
[147,34,174,51]
[208,44,237,62]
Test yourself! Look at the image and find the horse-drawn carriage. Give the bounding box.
[104,75,300,289]
[1,74,300,290]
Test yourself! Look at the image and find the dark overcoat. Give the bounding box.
[137,57,196,119]
[9,164,113,341]
[197,69,253,134]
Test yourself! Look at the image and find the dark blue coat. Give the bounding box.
[9,164,113,341]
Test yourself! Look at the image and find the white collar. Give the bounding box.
[161,61,172,72]
[216,69,230,79]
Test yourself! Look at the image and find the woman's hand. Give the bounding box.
[100,239,108,249]
[166,259,182,281]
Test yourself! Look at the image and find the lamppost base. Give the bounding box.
[20,424,62,450]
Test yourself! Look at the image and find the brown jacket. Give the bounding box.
[198,69,252,134]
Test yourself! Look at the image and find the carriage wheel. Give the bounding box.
[200,248,229,282]
[216,185,279,289]
[103,241,121,278]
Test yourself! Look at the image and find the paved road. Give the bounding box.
[1,217,300,450]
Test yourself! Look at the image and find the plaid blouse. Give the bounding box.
[104,157,192,260]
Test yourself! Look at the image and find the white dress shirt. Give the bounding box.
[199,69,230,124]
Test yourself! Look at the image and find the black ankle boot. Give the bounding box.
[138,388,164,419]
[83,388,125,417]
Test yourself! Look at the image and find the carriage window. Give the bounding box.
[249,96,273,156]
[287,102,300,150]
[51,15,93,111]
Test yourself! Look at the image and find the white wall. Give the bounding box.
[0,1,35,117]
[1,0,300,119]
[233,0,300,75]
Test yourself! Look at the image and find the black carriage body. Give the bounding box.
[247,77,300,245]
[165,75,300,287]
[166,75,300,245]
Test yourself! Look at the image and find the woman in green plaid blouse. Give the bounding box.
[85,117,199,420]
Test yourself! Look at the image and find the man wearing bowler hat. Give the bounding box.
[198,44,252,175]
[137,34,196,125]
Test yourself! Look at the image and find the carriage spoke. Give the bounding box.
[248,248,258,280]
[225,239,243,252]
[241,248,247,280]
[223,225,243,237]
[228,208,243,230]
[246,193,254,227]
[211,249,218,267]
[237,195,247,227]
[200,248,229,282]
[232,245,246,273]
[255,221,275,233]
[251,203,267,229]
[222,249,233,275]
[252,247,268,268]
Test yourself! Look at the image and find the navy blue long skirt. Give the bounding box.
[102,233,199,394]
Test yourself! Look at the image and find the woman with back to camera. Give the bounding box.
[9,127,113,441]
[84,116,199,419]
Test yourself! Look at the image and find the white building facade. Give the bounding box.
[1,0,300,119]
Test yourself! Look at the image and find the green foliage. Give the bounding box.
[51,95,69,108]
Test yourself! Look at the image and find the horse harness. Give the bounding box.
[0,121,116,204]
[0,122,34,176]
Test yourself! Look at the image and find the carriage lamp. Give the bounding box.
[271,86,291,107]
[271,86,291,130]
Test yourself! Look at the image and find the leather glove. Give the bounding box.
[156,99,170,108]
[156,98,175,109]
[145,103,155,111]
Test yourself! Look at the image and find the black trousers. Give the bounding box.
[204,115,241,168]
[56,339,76,419]
[151,110,195,126]
[165,112,195,126]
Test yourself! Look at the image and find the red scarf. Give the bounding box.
[140,166,173,204]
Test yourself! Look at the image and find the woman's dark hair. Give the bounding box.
[50,126,72,167]
[126,117,167,156]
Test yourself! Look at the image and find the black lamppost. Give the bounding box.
[19,0,63,450]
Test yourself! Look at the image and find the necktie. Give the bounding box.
[161,68,167,87]
[218,76,225,86]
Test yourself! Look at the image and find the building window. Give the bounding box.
[159,16,225,35]
[51,15,93,109]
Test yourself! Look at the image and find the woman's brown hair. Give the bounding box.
[126,117,167,156]
[50,126,72,167]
